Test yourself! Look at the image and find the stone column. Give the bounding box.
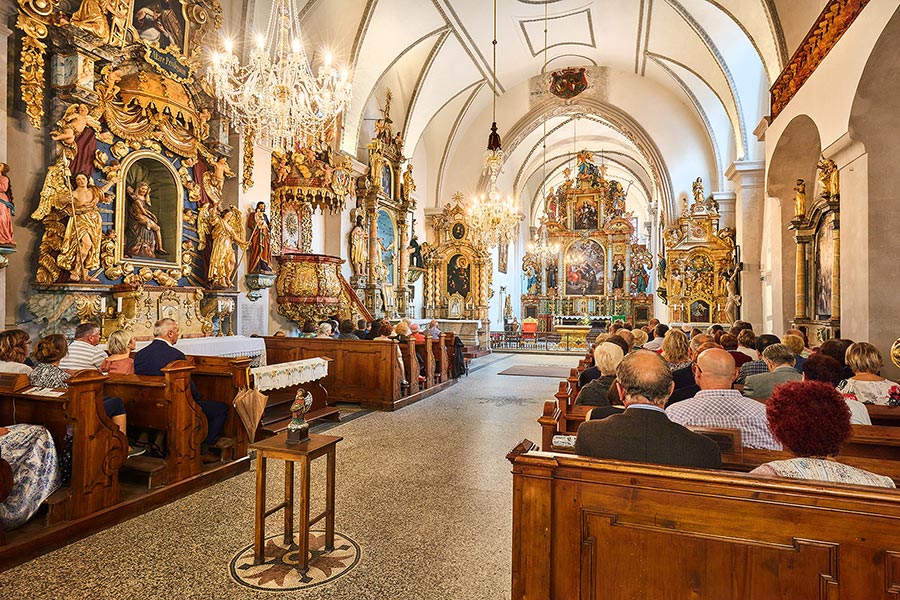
[713,191,737,229]
[794,237,809,320]
[725,160,765,329]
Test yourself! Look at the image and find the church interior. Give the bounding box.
[2,0,900,597]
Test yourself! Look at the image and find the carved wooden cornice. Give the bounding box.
[770,0,871,120]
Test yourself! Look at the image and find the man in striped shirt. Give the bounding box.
[666,348,781,450]
[59,322,108,371]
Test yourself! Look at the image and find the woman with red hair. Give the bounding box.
[750,381,894,487]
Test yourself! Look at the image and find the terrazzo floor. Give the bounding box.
[0,352,570,599]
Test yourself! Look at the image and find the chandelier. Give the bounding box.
[468,0,523,248]
[528,226,558,261]
[207,0,352,150]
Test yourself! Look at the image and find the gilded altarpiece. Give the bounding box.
[522,151,653,330]
[790,158,841,343]
[350,93,416,319]
[662,183,737,325]
[423,195,491,325]
[17,0,248,337]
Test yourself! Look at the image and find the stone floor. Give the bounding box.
[0,352,571,599]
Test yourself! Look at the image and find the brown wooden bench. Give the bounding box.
[415,337,437,389]
[187,355,252,459]
[105,360,204,486]
[0,371,127,523]
[508,443,900,599]
[867,404,900,426]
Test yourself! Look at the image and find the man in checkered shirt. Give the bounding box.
[666,348,781,450]
[735,334,782,385]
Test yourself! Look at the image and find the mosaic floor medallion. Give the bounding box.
[229,530,361,591]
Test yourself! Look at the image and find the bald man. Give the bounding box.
[575,351,721,469]
[666,348,781,450]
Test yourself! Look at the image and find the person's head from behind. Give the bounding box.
[594,342,625,377]
[782,334,805,357]
[610,321,624,334]
[605,335,630,357]
[74,322,101,345]
[688,333,713,359]
[754,334,781,357]
[694,348,737,390]
[378,322,394,337]
[302,320,316,334]
[767,381,851,457]
[429,319,438,328]
[615,329,634,351]
[818,338,853,368]
[845,341,884,376]
[762,343,796,370]
[153,318,179,344]
[394,321,410,336]
[801,353,843,386]
[737,328,756,349]
[631,328,648,348]
[786,328,809,349]
[593,333,610,346]
[654,323,669,339]
[317,322,333,336]
[0,329,31,363]
[357,319,367,330]
[661,329,689,362]
[107,329,135,356]
[32,334,68,365]
[719,333,738,351]
[339,320,354,334]
[615,351,674,407]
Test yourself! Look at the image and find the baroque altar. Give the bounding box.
[660,178,738,325]
[521,150,653,331]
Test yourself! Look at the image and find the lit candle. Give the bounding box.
[116,296,123,313]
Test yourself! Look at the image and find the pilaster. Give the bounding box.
[725,160,765,329]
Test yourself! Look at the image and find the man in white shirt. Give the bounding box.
[59,322,107,371]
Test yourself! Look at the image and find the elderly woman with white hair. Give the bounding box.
[575,342,626,416]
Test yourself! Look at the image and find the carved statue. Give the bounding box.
[408,231,424,269]
[723,267,741,323]
[200,205,247,289]
[246,202,273,273]
[692,177,704,206]
[504,295,513,319]
[349,214,368,277]
[817,156,840,199]
[69,0,111,41]
[402,163,416,201]
[612,259,626,290]
[51,103,99,178]
[125,182,168,257]
[794,179,806,216]
[635,265,649,294]
[57,173,115,281]
[0,163,15,247]
[657,253,667,282]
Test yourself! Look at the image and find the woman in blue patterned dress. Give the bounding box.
[0,424,61,529]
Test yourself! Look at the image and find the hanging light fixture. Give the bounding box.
[207,0,352,151]
[468,0,523,248]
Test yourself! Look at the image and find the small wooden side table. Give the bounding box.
[250,432,343,571]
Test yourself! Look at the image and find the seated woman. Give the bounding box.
[315,322,333,338]
[577,342,625,412]
[30,335,140,456]
[0,424,61,530]
[802,353,871,425]
[298,320,317,338]
[100,329,135,375]
[836,342,900,405]
[0,329,33,374]
[374,322,407,386]
[750,381,894,488]
[661,329,691,371]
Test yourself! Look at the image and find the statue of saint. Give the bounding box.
[246,202,273,273]
[793,179,806,216]
[657,253,667,281]
[817,156,840,199]
[69,0,111,41]
[50,104,98,179]
[408,231,424,269]
[349,214,368,277]
[402,164,416,201]
[202,206,247,289]
[125,182,167,258]
[0,163,15,247]
[723,268,741,323]
[57,173,114,281]
[636,265,649,294]
[612,259,626,290]
[692,177,704,206]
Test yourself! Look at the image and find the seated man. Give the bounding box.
[352,319,369,339]
[736,334,781,385]
[574,351,722,469]
[59,322,107,371]
[666,348,781,450]
[134,318,228,462]
[742,343,801,400]
[424,319,442,339]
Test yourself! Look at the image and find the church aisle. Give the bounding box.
[0,352,571,599]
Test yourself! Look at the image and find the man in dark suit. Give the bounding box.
[134,318,229,462]
[575,351,722,469]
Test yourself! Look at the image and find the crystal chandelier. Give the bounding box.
[528,226,558,261]
[207,0,352,150]
[468,0,523,248]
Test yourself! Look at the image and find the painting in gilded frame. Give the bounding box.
[131,0,189,55]
[565,239,604,296]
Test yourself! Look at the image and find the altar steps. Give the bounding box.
[463,346,490,359]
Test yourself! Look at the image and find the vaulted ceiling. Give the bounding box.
[221,0,828,226]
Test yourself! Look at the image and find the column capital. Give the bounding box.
[725,160,765,184]
[823,132,866,168]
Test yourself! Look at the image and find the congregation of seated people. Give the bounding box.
[572,318,899,488]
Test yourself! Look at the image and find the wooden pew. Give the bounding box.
[415,337,436,389]
[104,360,204,486]
[508,443,900,599]
[434,333,450,383]
[188,355,251,459]
[397,337,420,395]
[0,371,127,522]
[866,404,900,427]
[262,337,404,410]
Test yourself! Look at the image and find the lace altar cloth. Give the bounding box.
[250,358,329,392]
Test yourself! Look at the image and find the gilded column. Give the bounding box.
[794,238,808,320]
[397,211,409,316]
[831,220,841,323]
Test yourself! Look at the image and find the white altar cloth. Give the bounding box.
[250,358,329,392]
[126,336,268,366]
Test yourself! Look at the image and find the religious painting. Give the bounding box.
[451,222,466,240]
[565,240,604,296]
[116,151,183,268]
[447,254,470,298]
[498,243,508,274]
[131,0,187,53]
[572,195,599,230]
[381,164,392,198]
[376,209,396,285]
[690,299,711,323]
[815,223,834,318]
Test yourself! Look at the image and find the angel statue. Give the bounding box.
[817,156,840,200]
[199,203,247,288]
[402,164,416,201]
